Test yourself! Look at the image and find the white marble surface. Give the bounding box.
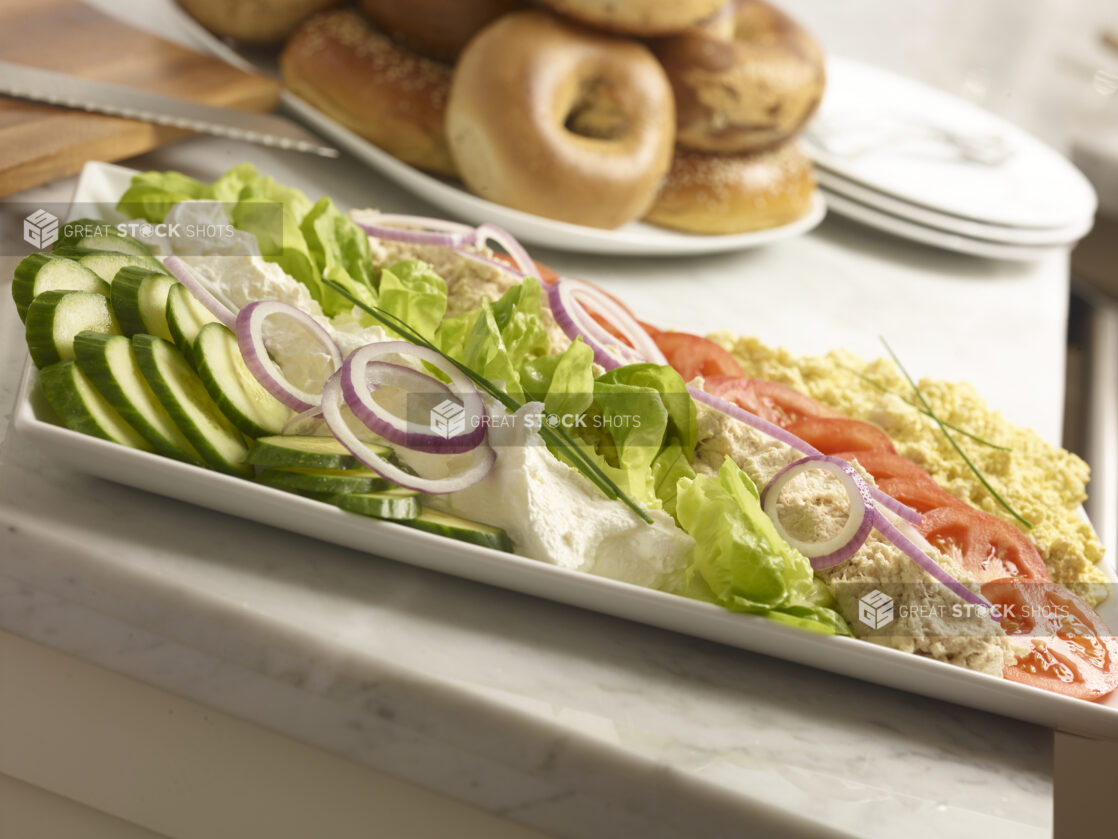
[0,1,1085,834]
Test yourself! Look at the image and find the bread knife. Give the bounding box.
[0,60,338,158]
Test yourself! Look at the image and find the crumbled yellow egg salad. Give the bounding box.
[711,332,1109,605]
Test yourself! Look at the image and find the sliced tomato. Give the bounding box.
[491,254,560,284]
[653,332,744,381]
[921,506,1049,583]
[982,578,1118,702]
[875,476,966,514]
[785,417,897,455]
[829,450,932,482]
[704,377,840,426]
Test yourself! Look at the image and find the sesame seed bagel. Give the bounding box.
[281,9,456,176]
[177,0,344,45]
[652,0,825,153]
[446,11,676,229]
[536,0,726,36]
[358,0,524,62]
[644,142,816,234]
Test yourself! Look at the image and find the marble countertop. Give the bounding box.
[0,126,1067,837]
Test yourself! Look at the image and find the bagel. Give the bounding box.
[446,11,676,229]
[644,142,816,234]
[281,9,456,176]
[652,0,825,153]
[358,0,524,62]
[176,0,343,45]
[535,0,725,36]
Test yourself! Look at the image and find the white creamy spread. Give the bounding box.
[417,403,694,590]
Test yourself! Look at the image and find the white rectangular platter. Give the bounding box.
[12,160,1118,738]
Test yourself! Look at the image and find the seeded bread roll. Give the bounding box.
[177,0,343,45]
[645,142,816,234]
[536,0,725,36]
[358,0,524,62]
[281,9,456,176]
[446,11,676,229]
[652,0,825,153]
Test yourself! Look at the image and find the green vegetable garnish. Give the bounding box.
[839,363,1010,451]
[880,337,1032,529]
[322,278,654,524]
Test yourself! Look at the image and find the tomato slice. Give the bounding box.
[653,332,744,381]
[921,506,1049,583]
[491,254,560,284]
[875,476,966,514]
[785,417,897,456]
[981,578,1118,701]
[829,450,931,482]
[705,377,840,426]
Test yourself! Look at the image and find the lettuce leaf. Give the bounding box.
[437,278,549,397]
[590,363,696,507]
[117,165,379,318]
[301,197,378,318]
[520,337,595,419]
[674,458,850,636]
[379,260,447,342]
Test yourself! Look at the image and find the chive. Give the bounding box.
[838,363,1011,451]
[879,338,1032,529]
[323,279,653,523]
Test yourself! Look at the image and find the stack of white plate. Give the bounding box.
[801,57,1098,261]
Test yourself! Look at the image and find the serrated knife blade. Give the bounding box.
[0,60,338,158]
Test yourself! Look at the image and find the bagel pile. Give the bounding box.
[179,0,824,234]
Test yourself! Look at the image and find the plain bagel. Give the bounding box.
[176,0,343,45]
[281,9,457,175]
[446,11,676,229]
[358,0,524,62]
[644,142,816,234]
[535,0,725,36]
[652,0,825,153]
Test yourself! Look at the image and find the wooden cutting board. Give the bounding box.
[0,0,281,197]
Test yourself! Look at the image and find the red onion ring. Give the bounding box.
[340,342,486,454]
[164,256,236,328]
[452,247,524,278]
[688,387,921,525]
[354,213,476,248]
[473,224,535,278]
[761,456,875,569]
[236,301,343,412]
[760,455,994,613]
[322,372,495,494]
[547,278,664,369]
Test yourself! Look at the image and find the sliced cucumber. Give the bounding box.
[132,334,250,476]
[110,267,176,340]
[25,290,119,368]
[400,508,513,552]
[72,331,202,463]
[246,435,367,470]
[330,488,420,521]
[166,282,219,361]
[193,322,291,437]
[38,360,152,451]
[12,254,108,322]
[256,467,394,495]
[78,251,153,284]
[54,219,162,266]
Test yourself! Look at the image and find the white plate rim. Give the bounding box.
[171,11,826,256]
[820,189,1066,261]
[815,169,1094,246]
[803,55,1098,230]
[15,159,1118,738]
